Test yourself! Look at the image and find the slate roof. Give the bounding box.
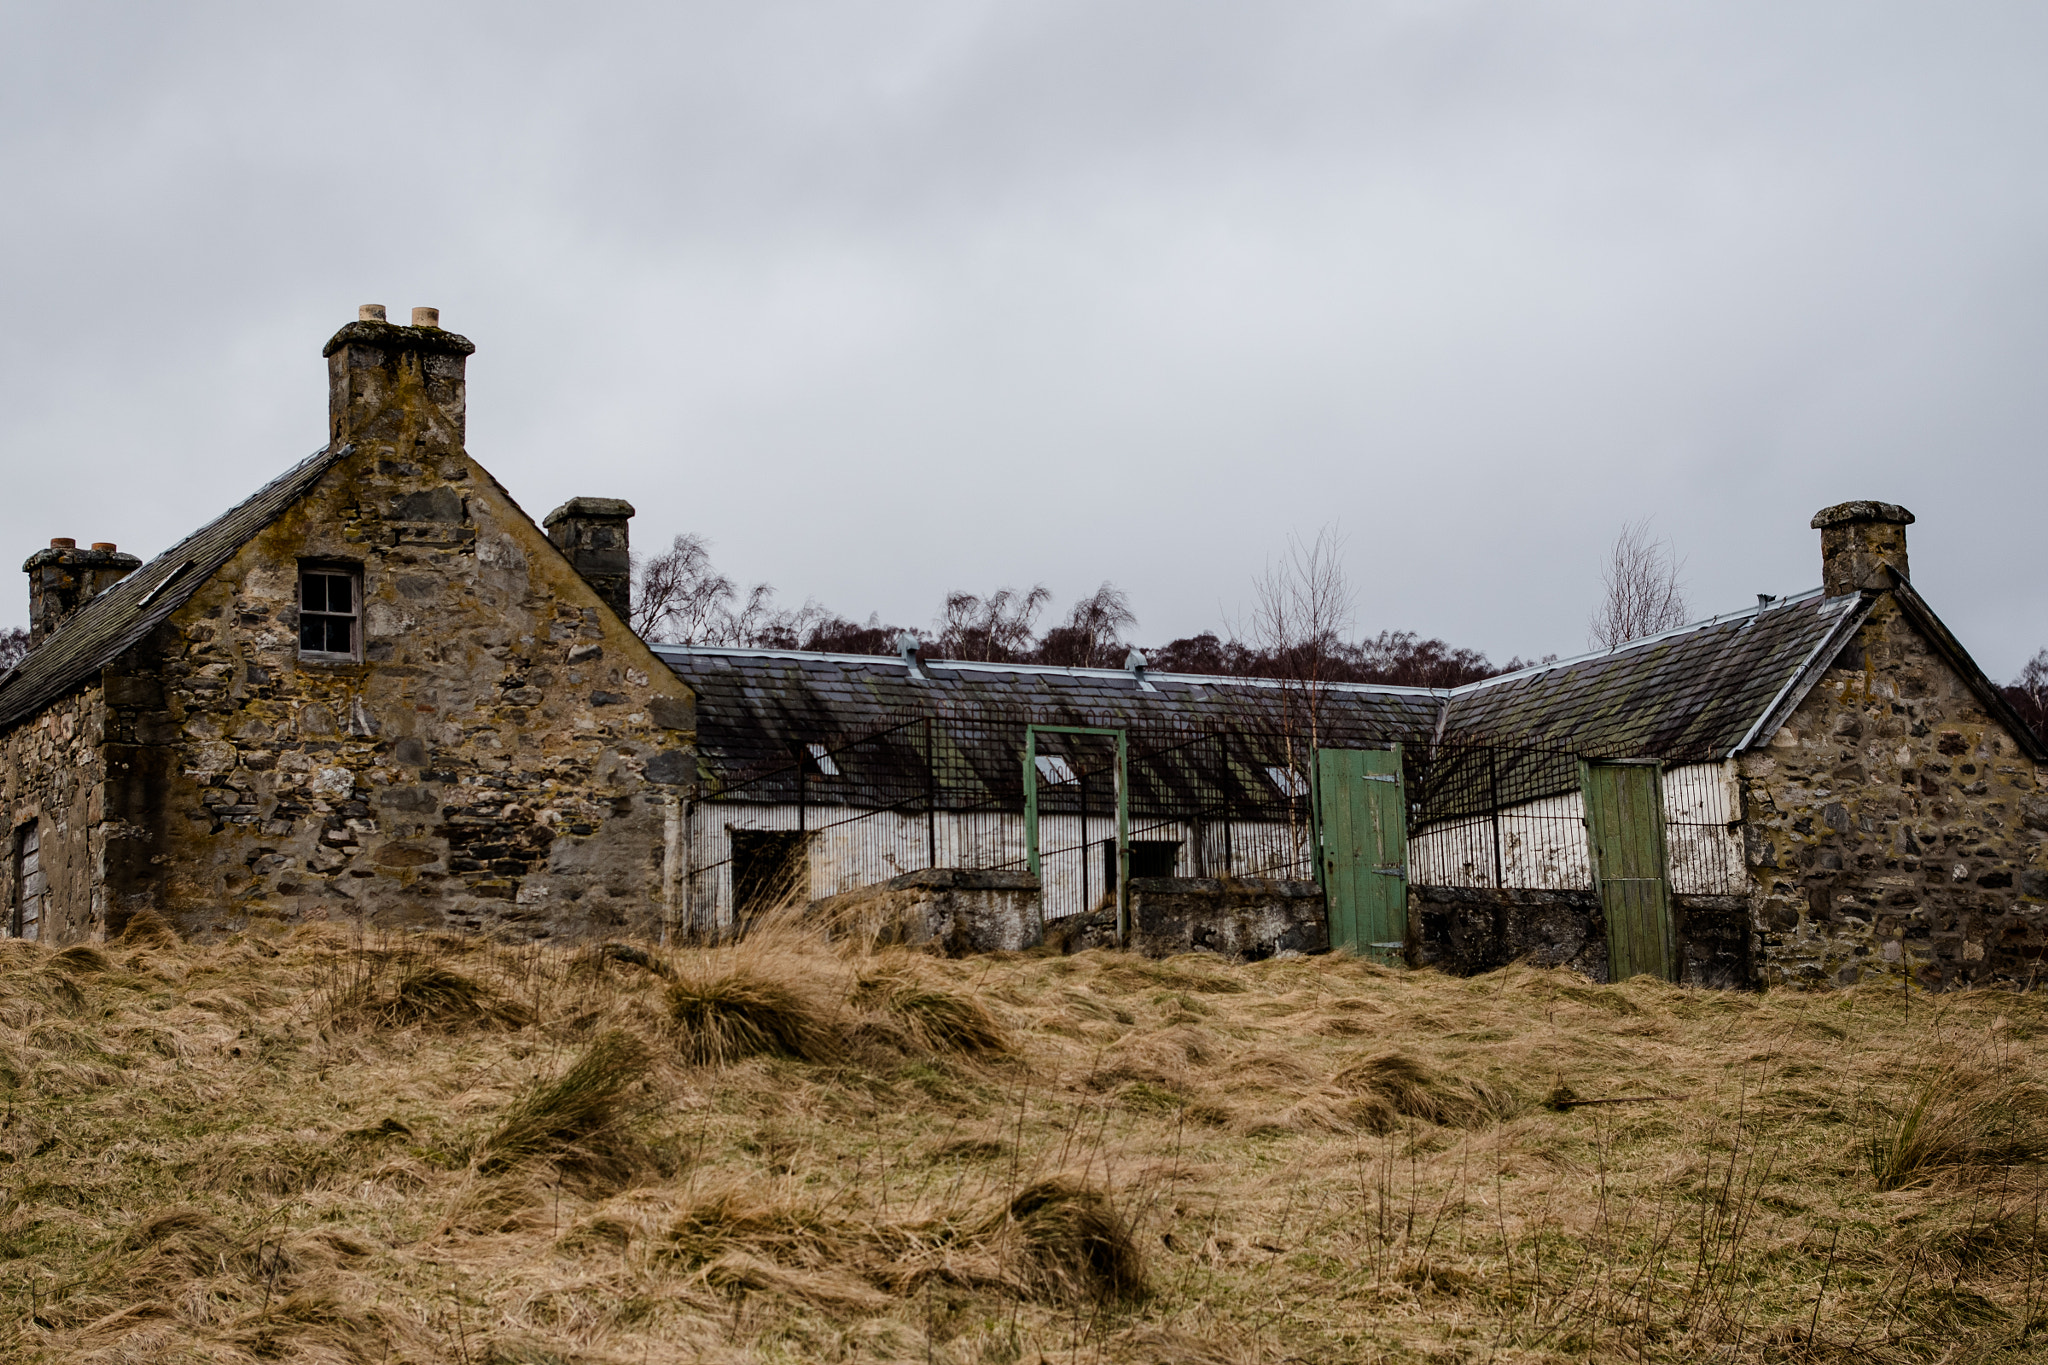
[650,645,1445,812]
[1439,589,1868,758]
[655,591,1869,792]
[0,443,353,730]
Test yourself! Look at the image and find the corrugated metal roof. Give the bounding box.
[0,443,352,730]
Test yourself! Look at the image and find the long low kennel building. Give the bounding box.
[2,312,2043,990]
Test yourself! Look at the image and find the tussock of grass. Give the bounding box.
[11,921,2048,1362]
[666,957,841,1065]
[477,1030,651,1191]
[48,944,109,975]
[997,1176,1148,1302]
[1331,1049,1522,1130]
[1862,1059,2048,1189]
[857,971,1013,1055]
[114,908,178,948]
[660,1174,1143,1307]
[329,961,534,1032]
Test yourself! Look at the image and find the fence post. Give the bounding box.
[1489,747,1505,890]
[1219,731,1234,875]
[797,756,806,833]
[1024,726,1040,884]
[1115,730,1130,948]
[924,716,937,870]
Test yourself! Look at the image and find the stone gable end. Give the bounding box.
[90,443,698,940]
[1741,595,2048,987]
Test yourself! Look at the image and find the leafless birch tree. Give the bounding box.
[1243,525,1356,873]
[933,586,1052,661]
[1037,582,1137,667]
[1590,517,1689,649]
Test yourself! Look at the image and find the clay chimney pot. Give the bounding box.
[91,542,115,552]
[359,304,388,322]
[49,538,75,549]
[411,306,440,328]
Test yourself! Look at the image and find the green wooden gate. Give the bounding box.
[1315,746,1407,965]
[1580,759,1676,982]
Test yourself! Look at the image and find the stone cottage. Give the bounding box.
[0,307,695,943]
[656,504,2045,989]
[2,311,2042,991]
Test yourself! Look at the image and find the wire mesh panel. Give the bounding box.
[1406,744,1594,890]
[1661,762,1744,895]
[680,703,1746,934]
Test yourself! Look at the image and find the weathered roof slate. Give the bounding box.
[651,645,1446,794]
[1439,590,1867,758]
[0,443,352,730]
[655,589,1876,793]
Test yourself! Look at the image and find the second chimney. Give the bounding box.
[544,498,635,621]
[23,539,142,646]
[1812,501,1914,597]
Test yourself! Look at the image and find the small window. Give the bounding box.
[805,743,841,777]
[1266,765,1309,798]
[299,565,361,660]
[1034,754,1078,786]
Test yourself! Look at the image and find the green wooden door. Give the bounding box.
[1316,747,1408,964]
[1581,759,1676,982]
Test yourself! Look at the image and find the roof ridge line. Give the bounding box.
[646,643,1451,697]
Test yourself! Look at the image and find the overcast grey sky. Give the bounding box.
[3,2,2042,675]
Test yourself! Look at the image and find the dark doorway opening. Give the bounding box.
[1105,839,1181,892]
[730,829,809,926]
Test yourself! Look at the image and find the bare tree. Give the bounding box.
[0,625,27,671]
[1243,525,1356,873]
[1037,582,1137,668]
[632,533,736,643]
[932,585,1051,661]
[1590,517,1689,649]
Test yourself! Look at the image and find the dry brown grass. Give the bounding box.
[3,918,2047,1362]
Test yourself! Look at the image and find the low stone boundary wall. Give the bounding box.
[1411,885,1753,987]
[1047,877,1327,961]
[809,868,1043,955]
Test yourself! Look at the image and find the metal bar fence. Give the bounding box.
[681,707,1748,934]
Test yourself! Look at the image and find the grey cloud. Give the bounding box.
[2,2,2043,675]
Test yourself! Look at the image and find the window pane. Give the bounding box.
[300,618,323,651]
[321,617,352,654]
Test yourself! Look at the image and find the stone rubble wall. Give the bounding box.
[0,686,109,941]
[1410,885,1751,987]
[95,449,698,941]
[1742,595,2048,988]
[807,868,1044,955]
[1048,877,1328,961]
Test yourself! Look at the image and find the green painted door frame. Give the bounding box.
[1024,725,1129,946]
[1580,758,1677,983]
[1314,746,1408,965]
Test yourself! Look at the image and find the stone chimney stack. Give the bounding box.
[24,538,142,646]
[322,304,474,455]
[544,498,635,621]
[1812,500,1914,597]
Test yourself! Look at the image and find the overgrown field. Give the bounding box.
[5,910,2048,1363]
